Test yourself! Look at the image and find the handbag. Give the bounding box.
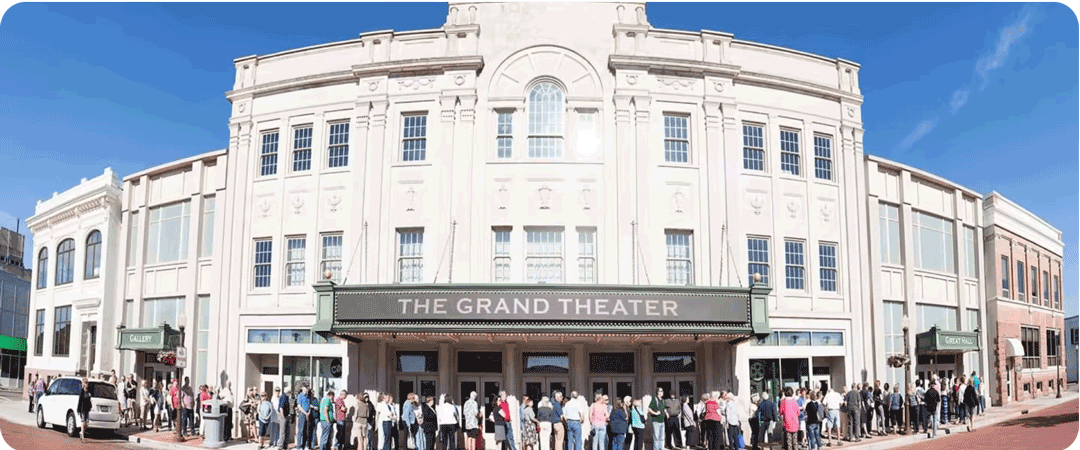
[736,431,745,449]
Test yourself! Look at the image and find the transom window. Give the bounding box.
[55,239,75,285]
[813,135,832,180]
[401,114,428,162]
[285,236,306,288]
[327,122,350,168]
[253,239,272,288]
[819,243,837,292]
[320,233,343,284]
[84,230,102,279]
[36,248,48,289]
[742,124,765,171]
[496,112,513,159]
[665,230,693,286]
[527,82,565,159]
[398,229,424,283]
[663,114,689,163]
[779,129,801,175]
[747,237,770,286]
[578,228,597,283]
[784,240,805,290]
[526,228,564,283]
[493,228,511,282]
[292,126,313,172]
[260,131,279,176]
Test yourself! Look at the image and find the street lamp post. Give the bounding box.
[902,316,913,435]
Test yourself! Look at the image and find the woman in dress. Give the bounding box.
[522,397,540,450]
[777,388,799,450]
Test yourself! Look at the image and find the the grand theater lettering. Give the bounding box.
[397,297,680,318]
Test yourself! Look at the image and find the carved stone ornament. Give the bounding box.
[327,193,342,213]
[538,185,553,210]
[497,184,509,210]
[258,199,272,218]
[672,191,686,214]
[454,75,465,86]
[368,81,379,91]
[787,199,800,219]
[820,203,833,224]
[627,74,638,85]
[399,78,435,91]
[291,194,304,215]
[405,187,417,212]
[748,193,766,215]
[713,81,725,92]
[847,107,855,118]
[658,77,695,91]
[580,185,592,210]
[238,102,247,113]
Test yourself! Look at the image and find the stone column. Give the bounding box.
[633,96,652,283]
[506,342,518,396]
[377,340,388,394]
[572,343,586,395]
[439,342,451,395]
[613,95,634,284]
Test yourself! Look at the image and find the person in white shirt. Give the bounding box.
[377,394,397,450]
[563,392,583,450]
[437,396,461,450]
[464,392,480,450]
[822,389,843,447]
[723,393,741,450]
[219,382,236,441]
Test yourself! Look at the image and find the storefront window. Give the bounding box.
[590,353,635,373]
[653,353,695,373]
[397,351,438,373]
[523,353,569,373]
[457,352,503,373]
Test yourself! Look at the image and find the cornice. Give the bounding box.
[352,55,484,79]
[26,189,118,234]
[736,71,863,104]
[225,70,355,102]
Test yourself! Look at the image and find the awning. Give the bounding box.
[116,324,183,352]
[1004,337,1025,357]
[915,326,981,355]
[0,335,26,352]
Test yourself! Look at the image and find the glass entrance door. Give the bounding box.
[398,376,437,404]
[523,376,570,403]
[654,376,695,399]
[589,377,634,400]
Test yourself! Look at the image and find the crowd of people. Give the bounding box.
[23,370,988,449]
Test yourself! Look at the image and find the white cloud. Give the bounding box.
[950,89,970,114]
[899,120,937,150]
[975,8,1036,90]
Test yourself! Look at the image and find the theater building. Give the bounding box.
[982,192,1065,405]
[214,0,868,416]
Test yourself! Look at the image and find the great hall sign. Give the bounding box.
[313,283,772,338]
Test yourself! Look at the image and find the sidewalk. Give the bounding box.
[820,386,1079,450]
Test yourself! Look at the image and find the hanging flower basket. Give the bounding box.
[157,351,177,366]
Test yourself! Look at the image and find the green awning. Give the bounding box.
[916,326,980,355]
[116,325,182,352]
[0,334,27,352]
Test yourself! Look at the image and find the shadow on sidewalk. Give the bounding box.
[995,412,1079,429]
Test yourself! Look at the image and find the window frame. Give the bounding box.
[1001,256,1010,297]
[253,238,273,289]
[912,210,955,274]
[663,113,690,164]
[879,203,902,266]
[1031,266,1039,301]
[665,230,693,286]
[813,134,833,181]
[34,309,45,356]
[819,242,838,293]
[326,121,350,169]
[492,227,511,283]
[1046,328,1061,367]
[1016,261,1025,296]
[146,200,192,265]
[36,247,48,289]
[526,81,566,159]
[779,128,801,176]
[320,233,343,284]
[525,227,565,283]
[52,305,71,357]
[284,236,307,288]
[55,238,75,286]
[496,110,514,159]
[291,125,314,172]
[1021,326,1041,370]
[397,229,425,284]
[784,239,806,291]
[84,230,102,280]
[1054,274,1060,309]
[742,123,766,171]
[578,227,598,284]
[259,130,280,177]
[747,236,771,286]
[200,195,215,258]
[1043,270,1050,303]
[401,113,429,162]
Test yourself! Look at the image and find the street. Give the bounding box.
[0,417,140,450]
[904,400,1079,450]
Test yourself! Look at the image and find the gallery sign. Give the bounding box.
[335,286,749,323]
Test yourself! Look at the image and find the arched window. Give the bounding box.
[55,239,75,285]
[36,248,48,289]
[85,230,102,279]
[527,81,565,158]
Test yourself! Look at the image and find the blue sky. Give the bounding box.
[0,3,1075,315]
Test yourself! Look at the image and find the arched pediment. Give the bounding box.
[488,45,602,99]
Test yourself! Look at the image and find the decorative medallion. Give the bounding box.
[399,78,435,91]
[291,195,304,215]
[658,77,695,91]
[580,185,592,211]
[847,107,855,118]
[258,199,272,218]
[368,81,379,92]
[672,191,686,214]
[327,193,342,213]
[627,74,638,85]
[405,187,417,212]
[497,184,509,210]
[538,185,553,210]
[238,102,247,113]
[748,193,766,215]
[820,203,833,225]
[787,199,800,219]
[454,75,466,86]
[713,81,725,93]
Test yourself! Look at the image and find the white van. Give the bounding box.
[36,377,122,437]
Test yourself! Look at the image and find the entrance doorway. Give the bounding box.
[589,377,634,400]
[654,376,695,399]
[397,376,437,404]
[523,377,569,404]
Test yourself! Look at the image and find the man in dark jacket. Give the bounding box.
[842,385,861,443]
[754,392,776,450]
[922,385,939,439]
[78,377,93,444]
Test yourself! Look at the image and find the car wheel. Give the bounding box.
[66,411,78,437]
[36,407,45,429]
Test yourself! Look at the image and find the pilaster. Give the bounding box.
[633,95,652,283]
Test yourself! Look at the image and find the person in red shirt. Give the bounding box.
[170,379,184,442]
[335,390,348,450]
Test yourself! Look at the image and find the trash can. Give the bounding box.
[201,398,225,448]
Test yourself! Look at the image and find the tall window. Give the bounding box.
[147,201,191,265]
[784,240,805,290]
[747,237,770,286]
[397,229,424,283]
[1031,266,1039,301]
[496,112,513,159]
[663,114,689,163]
[260,131,279,176]
[1016,262,1025,296]
[576,111,599,157]
[292,126,313,172]
[665,231,693,286]
[917,304,957,331]
[285,236,306,288]
[196,295,210,387]
[320,233,342,284]
[1043,271,1050,303]
[963,226,977,277]
[879,204,902,265]
[55,239,75,285]
[127,212,139,267]
[492,228,511,282]
[742,124,765,171]
[53,305,71,357]
[819,243,837,292]
[34,309,44,356]
[1054,275,1060,309]
[141,297,185,328]
[201,196,215,258]
[527,82,564,159]
[401,114,428,162]
[84,230,102,279]
[327,122,350,168]
[253,239,272,288]
[1001,256,1010,297]
[526,228,564,283]
[578,228,597,283]
[1021,326,1040,369]
[912,211,955,273]
[813,135,832,180]
[779,129,800,175]
[36,248,47,289]
[1047,329,1061,367]
[882,302,905,385]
